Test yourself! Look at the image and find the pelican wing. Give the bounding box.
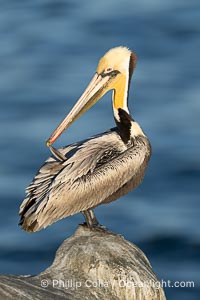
[19,129,150,231]
[19,144,77,216]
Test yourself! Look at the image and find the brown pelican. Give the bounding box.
[19,46,151,232]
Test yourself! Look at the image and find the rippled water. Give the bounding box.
[0,1,200,299]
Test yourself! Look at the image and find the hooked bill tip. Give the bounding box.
[46,139,52,147]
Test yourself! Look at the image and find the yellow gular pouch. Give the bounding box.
[111,73,127,111]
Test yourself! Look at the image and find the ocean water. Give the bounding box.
[0,1,200,299]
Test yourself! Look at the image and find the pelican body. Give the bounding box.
[19,47,151,232]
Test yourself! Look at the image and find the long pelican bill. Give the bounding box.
[46,72,110,146]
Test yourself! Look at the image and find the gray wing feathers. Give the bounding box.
[56,134,126,182]
[19,145,76,215]
[20,131,150,231]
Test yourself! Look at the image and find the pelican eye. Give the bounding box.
[101,68,120,78]
[105,67,113,73]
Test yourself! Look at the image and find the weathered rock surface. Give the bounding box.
[0,225,166,299]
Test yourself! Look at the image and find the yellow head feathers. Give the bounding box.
[96,46,136,75]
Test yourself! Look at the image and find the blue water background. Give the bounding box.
[0,1,200,299]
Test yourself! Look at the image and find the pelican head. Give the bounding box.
[46,46,137,146]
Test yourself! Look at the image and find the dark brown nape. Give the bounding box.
[126,51,137,106]
[128,52,137,86]
[115,108,133,144]
[114,52,137,144]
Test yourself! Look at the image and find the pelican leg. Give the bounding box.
[82,209,108,232]
[82,209,110,233]
[48,145,66,162]
[82,209,99,228]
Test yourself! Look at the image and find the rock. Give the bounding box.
[0,225,166,300]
